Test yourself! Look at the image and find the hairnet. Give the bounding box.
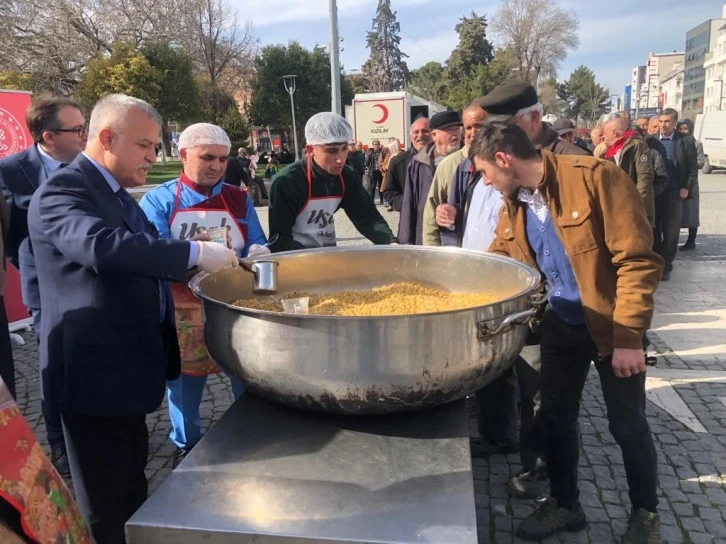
[305,112,353,146]
[178,123,231,151]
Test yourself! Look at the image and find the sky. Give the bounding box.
[232,0,726,99]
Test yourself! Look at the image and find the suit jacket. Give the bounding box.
[382,148,413,212]
[0,145,47,310]
[27,155,190,417]
[646,132,698,194]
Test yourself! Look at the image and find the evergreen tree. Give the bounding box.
[362,0,409,92]
[444,12,494,82]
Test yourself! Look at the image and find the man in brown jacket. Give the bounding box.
[471,123,663,544]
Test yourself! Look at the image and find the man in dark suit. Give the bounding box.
[27,93,239,544]
[0,96,88,476]
[647,108,698,281]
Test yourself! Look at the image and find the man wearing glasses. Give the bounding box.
[0,96,87,478]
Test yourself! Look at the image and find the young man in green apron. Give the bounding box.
[268,112,398,252]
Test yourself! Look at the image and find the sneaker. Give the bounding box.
[51,446,71,478]
[508,468,549,498]
[172,446,193,469]
[622,508,659,544]
[516,497,587,541]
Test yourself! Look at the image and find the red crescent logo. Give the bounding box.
[372,104,389,124]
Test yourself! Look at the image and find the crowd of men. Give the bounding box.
[0,78,703,544]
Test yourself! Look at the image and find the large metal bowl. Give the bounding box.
[189,246,543,415]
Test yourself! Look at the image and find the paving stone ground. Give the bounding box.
[10,172,726,543]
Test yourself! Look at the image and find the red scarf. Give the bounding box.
[604,130,637,159]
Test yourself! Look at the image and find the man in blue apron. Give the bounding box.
[268,112,397,251]
[140,123,267,467]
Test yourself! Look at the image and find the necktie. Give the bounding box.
[116,189,149,233]
[116,189,172,323]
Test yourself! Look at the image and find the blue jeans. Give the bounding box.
[167,374,245,449]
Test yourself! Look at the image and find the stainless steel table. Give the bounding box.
[126,395,477,543]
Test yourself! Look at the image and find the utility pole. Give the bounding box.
[329,0,342,115]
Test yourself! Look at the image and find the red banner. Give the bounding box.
[1,90,33,324]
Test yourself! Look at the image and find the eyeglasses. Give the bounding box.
[50,124,88,138]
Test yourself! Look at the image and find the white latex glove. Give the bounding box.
[247,243,271,258]
[195,241,239,273]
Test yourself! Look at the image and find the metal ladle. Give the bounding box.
[238,235,279,295]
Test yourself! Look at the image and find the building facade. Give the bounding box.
[660,65,684,112]
[644,52,684,109]
[704,22,726,112]
[631,66,647,109]
[682,6,726,119]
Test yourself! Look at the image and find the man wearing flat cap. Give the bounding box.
[480,81,590,157]
[399,110,462,244]
[268,112,397,251]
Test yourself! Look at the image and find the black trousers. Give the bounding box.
[475,363,518,445]
[654,190,683,272]
[62,412,149,544]
[0,297,15,399]
[540,310,658,511]
[514,345,545,472]
[476,345,544,469]
[30,308,64,450]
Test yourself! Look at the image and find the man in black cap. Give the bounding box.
[479,81,590,157]
[553,118,592,154]
[475,81,590,503]
[399,111,462,244]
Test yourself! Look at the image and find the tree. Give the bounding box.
[538,77,561,114]
[491,0,579,84]
[362,0,409,92]
[442,48,517,111]
[346,73,368,95]
[75,42,162,111]
[217,104,251,152]
[140,42,199,156]
[0,70,34,91]
[557,66,609,126]
[246,42,353,148]
[444,13,494,82]
[182,0,258,123]
[407,61,445,102]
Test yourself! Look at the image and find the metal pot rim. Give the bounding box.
[189,245,541,320]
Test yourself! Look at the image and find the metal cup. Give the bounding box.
[250,260,279,295]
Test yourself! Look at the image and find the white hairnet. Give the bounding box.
[178,123,231,151]
[305,112,353,146]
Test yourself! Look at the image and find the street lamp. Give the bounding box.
[282,74,300,161]
[329,0,342,114]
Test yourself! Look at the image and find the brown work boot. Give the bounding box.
[516,497,587,541]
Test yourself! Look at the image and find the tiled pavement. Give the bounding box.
[9,173,726,543]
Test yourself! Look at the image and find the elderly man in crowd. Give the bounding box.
[646,108,699,281]
[421,100,486,246]
[399,111,462,245]
[600,115,656,225]
[27,94,238,543]
[382,117,432,212]
[472,122,663,543]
